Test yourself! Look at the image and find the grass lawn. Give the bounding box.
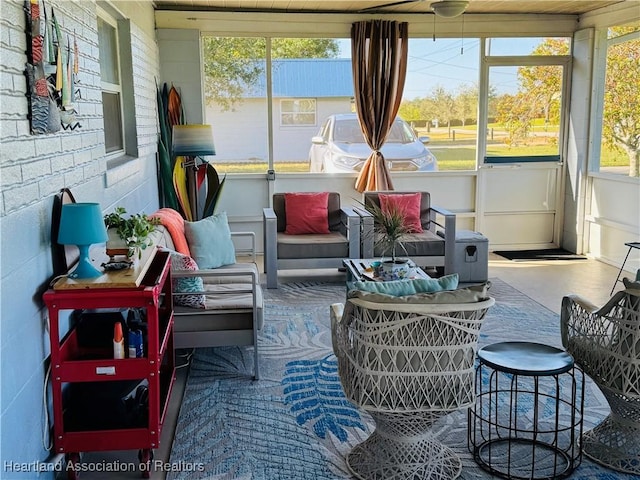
[214,143,629,173]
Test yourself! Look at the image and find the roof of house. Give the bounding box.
[246,58,353,98]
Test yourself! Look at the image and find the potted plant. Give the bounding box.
[363,201,412,281]
[104,207,160,259]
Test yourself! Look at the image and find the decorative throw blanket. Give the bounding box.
[150,208,191,256]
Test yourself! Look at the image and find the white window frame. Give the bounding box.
[589,26,640,176]
[479,42,571,166]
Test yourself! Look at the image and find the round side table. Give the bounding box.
[468,341,584,480]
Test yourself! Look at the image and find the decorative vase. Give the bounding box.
[379,258,411,281]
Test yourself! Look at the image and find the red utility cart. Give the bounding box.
[43,248,175,479]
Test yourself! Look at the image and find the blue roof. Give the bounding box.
[246,59,353,98]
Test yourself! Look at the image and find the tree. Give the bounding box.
[430,86,456,132]
[496,93,536,147]
[398,100,423,123]
[202,37,339,110]
[454,85,478,126]
[602,31,640,177]
[517,39,568,125]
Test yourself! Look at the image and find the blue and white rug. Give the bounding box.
[167,279,631,480]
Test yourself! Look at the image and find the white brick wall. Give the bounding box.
[0,0,160,474]
[0,0,102,212]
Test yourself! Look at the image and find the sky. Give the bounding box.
[338,37,549,99]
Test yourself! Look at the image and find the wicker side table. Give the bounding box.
[468,342,584,480]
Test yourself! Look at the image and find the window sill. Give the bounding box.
[104,155,141,187]
[588,171,640,184]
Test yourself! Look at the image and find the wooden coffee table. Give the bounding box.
[343,258,429,283]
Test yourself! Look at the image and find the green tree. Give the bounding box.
[518,39,568,124]
[430,86,456,132]
[454,85,478,126]
[602,30,640,177]
[398,99,423,123]
[202,37,339,110]
[496,93,536,147]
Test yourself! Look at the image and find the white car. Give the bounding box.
[309,113,437,173]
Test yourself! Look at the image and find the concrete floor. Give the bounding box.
[58,254,630,479]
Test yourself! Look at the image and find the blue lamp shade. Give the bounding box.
[172,124,216,157]
[58,203,108,279]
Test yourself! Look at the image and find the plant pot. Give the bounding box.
[106,228,131,258]
[379,258,411,281]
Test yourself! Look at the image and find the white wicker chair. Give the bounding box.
[331,289,494,480]
[560,279,640,475]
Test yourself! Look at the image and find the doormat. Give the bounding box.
[494,248,587,261]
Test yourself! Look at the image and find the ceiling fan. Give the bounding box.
[359,0,469,18]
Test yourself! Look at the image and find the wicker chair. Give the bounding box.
[331,288,495,480]
[560,279,640,474]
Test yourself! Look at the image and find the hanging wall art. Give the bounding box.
[24,0,81,134]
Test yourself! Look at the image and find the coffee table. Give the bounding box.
[343,258,429,283]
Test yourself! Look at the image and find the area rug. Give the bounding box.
[167,279,631,480]
[494,249,587,261]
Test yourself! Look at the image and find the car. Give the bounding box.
[308,113,437,173]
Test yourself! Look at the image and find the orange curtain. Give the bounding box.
[351,20,409,193]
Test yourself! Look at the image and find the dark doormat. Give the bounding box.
[494,248,587,261]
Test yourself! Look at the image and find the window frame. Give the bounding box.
[588,26,640,177]
[97,8,125,157]
[97,4,137,168]
[199,29,575,175]
[479,46,572,166]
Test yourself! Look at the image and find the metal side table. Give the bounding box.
[468,342,584,480]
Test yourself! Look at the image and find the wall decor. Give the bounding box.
[24,0,81,134]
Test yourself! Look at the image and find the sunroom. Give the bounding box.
[0,0,639,479]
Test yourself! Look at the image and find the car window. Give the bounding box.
[333,119,364,143]
[332,117,416,144]
[387,120,415,143]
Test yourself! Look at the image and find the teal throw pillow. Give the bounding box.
[184,212,236,269]
[351,274,459,297]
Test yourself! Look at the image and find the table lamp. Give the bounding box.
[57,203,108,279]
[172,125,216,220]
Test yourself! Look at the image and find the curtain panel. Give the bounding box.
[351,20,409,192]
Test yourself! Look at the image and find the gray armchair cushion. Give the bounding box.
[374,230,445,257]
[276,231,350,259]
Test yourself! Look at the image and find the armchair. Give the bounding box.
[357,191,456,274]
[263,192,360,289]
[331,286,494,479]
[560,279,640,474]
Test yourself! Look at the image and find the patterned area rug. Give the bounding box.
[167,279,631,480]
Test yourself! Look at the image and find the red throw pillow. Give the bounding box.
[379,193,423,233]
[285,192,330,235]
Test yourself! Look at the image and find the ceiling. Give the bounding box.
[153,0,628,16]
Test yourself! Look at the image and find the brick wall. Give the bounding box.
[0,0,159,475]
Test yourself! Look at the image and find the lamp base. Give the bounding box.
[68,245,103,279]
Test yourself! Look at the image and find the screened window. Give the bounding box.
[202,36,346,173]
[400,38,480,171]
[201,34,575,173]
[483,38,570,164]
[592,23,640,177]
